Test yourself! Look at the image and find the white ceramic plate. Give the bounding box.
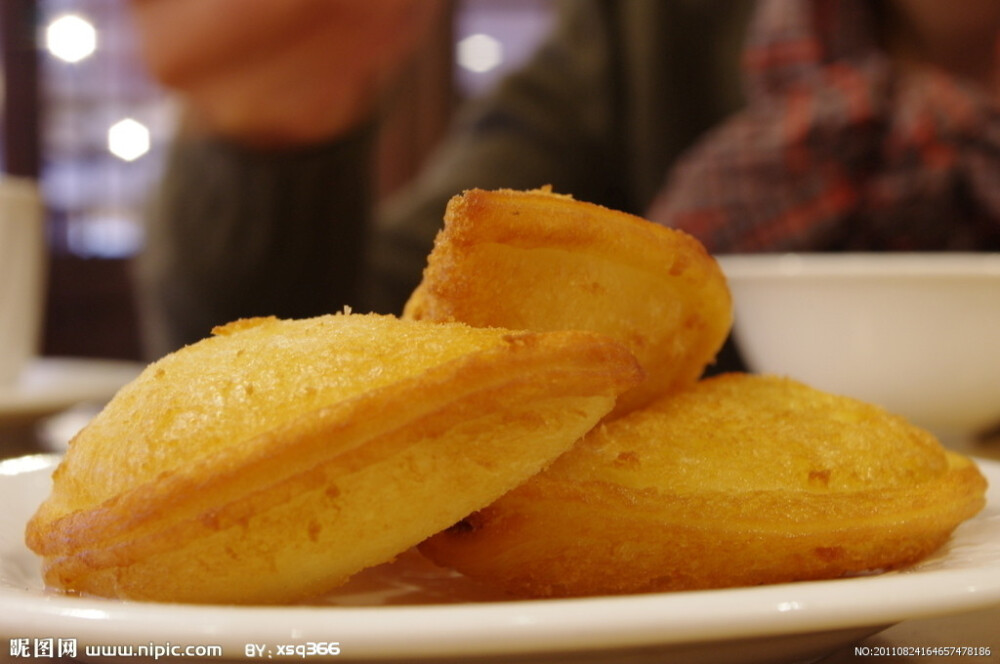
[2,455,999,664]
[0,358,143,422]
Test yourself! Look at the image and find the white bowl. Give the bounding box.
[717,253,1000,441]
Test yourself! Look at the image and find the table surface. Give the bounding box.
[3,396,999,664]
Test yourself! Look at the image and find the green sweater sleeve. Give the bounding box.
[365,0,623,312]
[135,123,376,356]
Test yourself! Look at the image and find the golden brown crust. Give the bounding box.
[26,313,641,603]
[404,188,732,416]
[24,186,988,605]
[420,373,988,597]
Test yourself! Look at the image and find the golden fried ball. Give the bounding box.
[420,373,988,597]
[26,313,641,604]
[404,187,732,416]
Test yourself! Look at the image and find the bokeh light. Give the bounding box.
[46,14,97,64]
[107,118,150,162]
[456,33,504,74]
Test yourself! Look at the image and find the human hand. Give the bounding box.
[128,0,446,146]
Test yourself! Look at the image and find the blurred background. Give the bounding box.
[1,0,556,362]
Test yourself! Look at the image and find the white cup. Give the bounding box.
[0,177,46,387]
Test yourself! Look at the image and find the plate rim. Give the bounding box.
[2,454,998,660]
[0,357,144,419]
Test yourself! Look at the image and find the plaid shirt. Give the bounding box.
[648,0,1000,253]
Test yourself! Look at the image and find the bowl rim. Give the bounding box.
[716,252,1000,279]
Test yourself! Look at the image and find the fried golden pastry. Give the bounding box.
[404,187,732,416]
[26,313,641,604]
[421,373,988,597]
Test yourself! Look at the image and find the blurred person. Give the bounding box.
[129,0,753,355]
[649,0,1000,251]
[129,0,1000,358]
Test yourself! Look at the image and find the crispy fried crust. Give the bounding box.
[420,373,988,597]
[25,314,641,604]
[404,188,732,416]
